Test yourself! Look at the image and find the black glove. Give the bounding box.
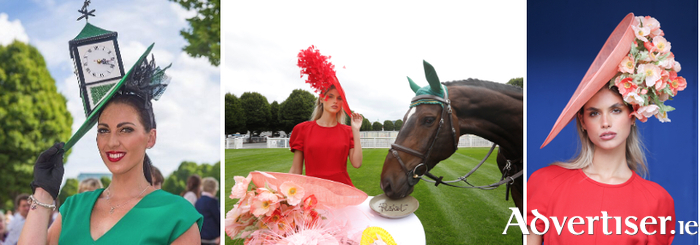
[30,142,65,200]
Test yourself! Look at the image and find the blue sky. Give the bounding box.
[0,0,221,181]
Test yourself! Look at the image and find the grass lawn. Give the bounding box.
[224,147,523,244]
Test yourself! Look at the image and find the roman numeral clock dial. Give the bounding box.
[77,41,121,83]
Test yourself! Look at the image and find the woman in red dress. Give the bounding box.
[288,46,363,186]
[527,14,681,244]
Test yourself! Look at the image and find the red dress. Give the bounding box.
[527,165,675,244]
[290,121,355,186]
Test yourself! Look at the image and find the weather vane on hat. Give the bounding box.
[77,0,95,22]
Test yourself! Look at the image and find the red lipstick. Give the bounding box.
[106,151,126,162]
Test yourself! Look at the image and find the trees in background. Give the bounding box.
[240,92,270,138]
[279,89,315,136]
[372,121,383,131]
[169,0,220,66]
[0,41,73,210]
[394,119,403,130]
[162,161,221,196]
[224,93,246,135]
[360,118,372,131]
[383,120,394,131]
[507,77,523,88]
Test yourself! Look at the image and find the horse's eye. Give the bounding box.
[424,117,436,125]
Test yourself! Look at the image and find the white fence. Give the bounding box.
[225,138,244,149]
[247,134,491,149]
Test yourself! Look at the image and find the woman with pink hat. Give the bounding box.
[527,13,686,244]
[288,46,364,187]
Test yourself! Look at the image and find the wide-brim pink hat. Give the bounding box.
[541,13,636,148]
[251,171,367,209]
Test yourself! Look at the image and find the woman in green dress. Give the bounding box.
[18,54,203,244]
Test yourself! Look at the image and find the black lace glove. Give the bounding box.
[30,142,65,200]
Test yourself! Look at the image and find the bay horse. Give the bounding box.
[380,61,523,211]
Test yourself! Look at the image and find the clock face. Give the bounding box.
[77,40,122,84]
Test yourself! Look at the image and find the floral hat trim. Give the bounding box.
[611,15,686,123]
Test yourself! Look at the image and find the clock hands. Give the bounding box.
[95,58,115,66]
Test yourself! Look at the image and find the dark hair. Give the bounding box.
[99,93,156,185]
[15,194,29,210]
[182,174,202,198]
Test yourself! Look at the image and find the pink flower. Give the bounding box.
[643,41,657,53]
[615,77,637,96]
[655,111,671,123]
[673,61,681,72]
[637,63,662,87]
[623,92,644,106]
[669,76,687,96]
[655,79,666,91]
[658,55,675,69]
[632,24,651,42]
[642,16,663,37]
[279,181,305,206]
[652,36,671,54]
[302,195,318,212]
[251,189,280,217]
[230,175,252,199]
[618,56,635,74]
[638,105,660,119]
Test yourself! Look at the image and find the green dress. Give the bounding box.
[59,189,203,244]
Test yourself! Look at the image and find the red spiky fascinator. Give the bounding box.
[297,45,352,116]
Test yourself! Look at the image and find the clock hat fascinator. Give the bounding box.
[541,13,687,148]
[297,46,352,117]
[64,25,170,151]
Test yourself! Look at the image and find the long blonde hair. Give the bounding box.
[309,85,347,124]
[553,86,649,177]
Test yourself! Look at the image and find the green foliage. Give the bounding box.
[507,77,523,88]
[394,119,403,130]
[162,161,221,197]
[58,178,78,205]
[372,121,383,131]
[279,89,315,136]
[383,120,394,131]
[169,0,220,66]
[360,118,372,131]
[0,41,73,210]
[268,101,281,133]
[100,176,111,188]
[240,92,270,137]
[225,93,246,135]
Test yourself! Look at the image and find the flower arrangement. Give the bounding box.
[225,173,358,245]
[611,15,686,122]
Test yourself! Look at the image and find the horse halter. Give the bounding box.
[389,93,458,187]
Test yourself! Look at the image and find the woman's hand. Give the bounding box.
[30,142,65,200]
[350,112,363,131]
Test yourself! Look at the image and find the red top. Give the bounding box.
[290,121,355,186]
[527,165,675,244]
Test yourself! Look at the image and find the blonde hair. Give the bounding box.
[309,85,347,124]
[553,86,649,177]
[202,177,219,194]
[78,178,104,193]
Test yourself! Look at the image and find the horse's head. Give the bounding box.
[380,61,460,199]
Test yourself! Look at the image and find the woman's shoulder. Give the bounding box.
[63,189,103,207]
[632,175,674,201]
[294,120,315,129]
[149,189,196,207]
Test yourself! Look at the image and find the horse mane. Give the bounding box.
[443,78,522,100]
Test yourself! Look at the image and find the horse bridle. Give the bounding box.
[389,93,458,187]
[389,92,524,200]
